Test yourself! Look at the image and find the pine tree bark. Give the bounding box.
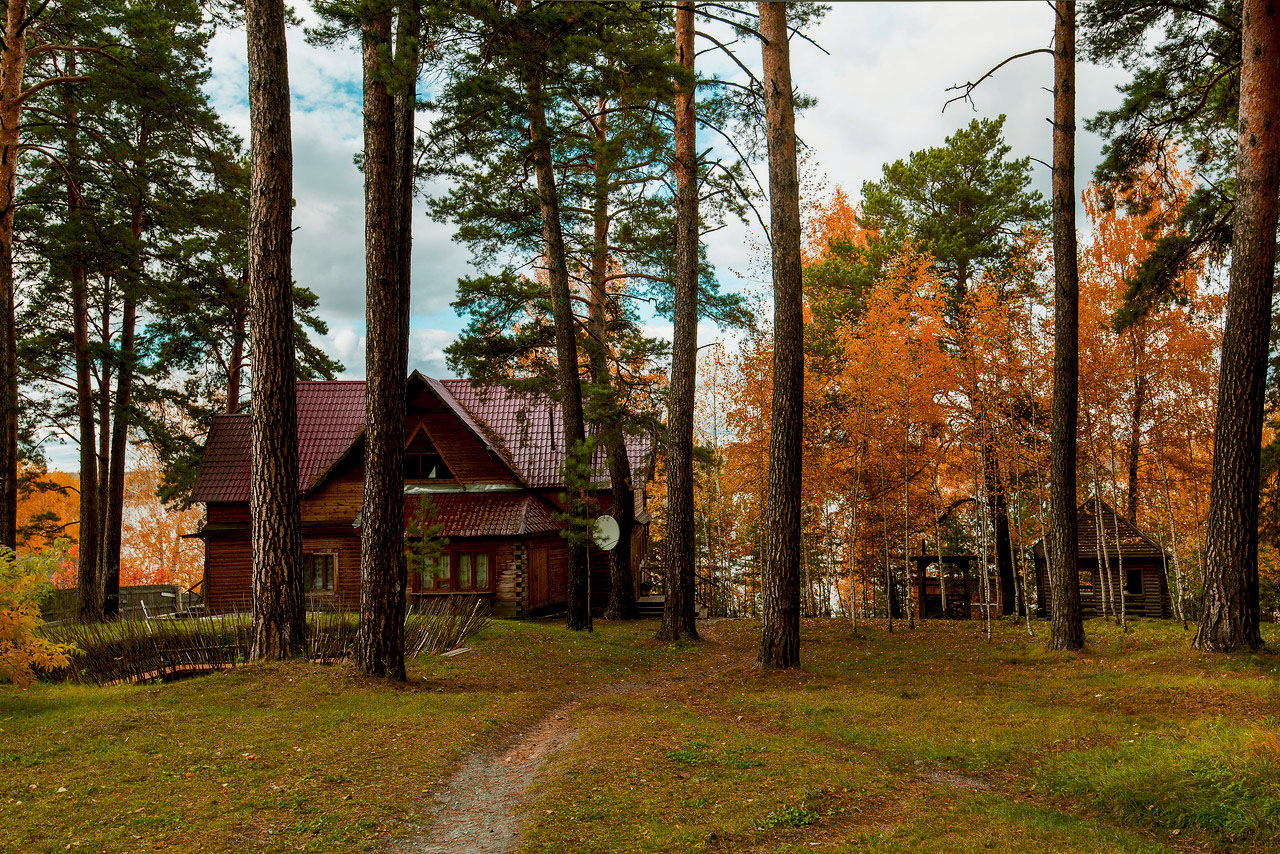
[517,0,591,631]
[94,303,110,611]
[757,1,803,669]
[63,72,99,615]
[1047,0,1084,651]
[101,296,135,617]
[580,94,638,622]
[1195,0,1279,653]
[659,0,700,641]
[228,282,247,412]
[356,2,414,679]
[0,0,27,550]
[246,0,305,659]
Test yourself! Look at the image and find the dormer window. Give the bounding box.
[405,426,454,480]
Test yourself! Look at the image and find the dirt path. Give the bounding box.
[397,696,587,854]
[398,623,732,854]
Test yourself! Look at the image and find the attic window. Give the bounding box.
[405,427,453,480]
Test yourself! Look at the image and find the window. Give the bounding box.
[411,553,451,591]
[404,427,454,480]
[304,554,336,593]
[408,549,494,593]
[1125,568,1143,596]
[455,551,491,591]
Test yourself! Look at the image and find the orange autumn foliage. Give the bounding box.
[16,468,78,554]
[706,160,1227,619]
[36,446,204,591]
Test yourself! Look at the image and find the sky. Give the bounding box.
[200,0,1130,379]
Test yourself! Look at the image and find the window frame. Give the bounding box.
[403,424,457,482]
[408,545,497,595]
[303,552,338,595]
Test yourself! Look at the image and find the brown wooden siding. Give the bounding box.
[207,503,249,525]
[302,469,364,524]
[1033,555,1171,619]
[203,533,251,613]
[407,387,515,485]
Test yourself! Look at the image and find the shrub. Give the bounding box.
[1,544,74,688]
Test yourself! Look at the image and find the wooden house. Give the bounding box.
[1032,498,1173,619]
[905,551,996,619]
[190,372,651,617]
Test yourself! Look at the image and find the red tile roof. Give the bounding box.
[190,416,251,504]
[441,379,649,488]
[191,381,366,504]
[191,376,650,503]
[406,492,562,538]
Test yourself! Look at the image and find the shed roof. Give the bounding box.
[1034,498,1166,561]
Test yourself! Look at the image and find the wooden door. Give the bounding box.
[528,545,549,609]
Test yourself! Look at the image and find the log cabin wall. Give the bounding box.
[302,470,364,524]
[302,530,362,610]
[1032,553,1172,619]
[206,503,249,525]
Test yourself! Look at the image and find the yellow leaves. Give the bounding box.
[1,544,74,689]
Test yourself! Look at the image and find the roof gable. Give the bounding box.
[190,376,650,503]
[1032,498,1166,561]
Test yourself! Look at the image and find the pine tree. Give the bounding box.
[1048,0,1085,651]
[859,116,1048,618]
[0,1,114,550]
[425,2,743,629]
[757,0,803,669]
[1196,0,1278,652]
[660,0,700,641]
[245,0,305,659]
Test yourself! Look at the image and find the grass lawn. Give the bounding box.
[2,617,1277,853]
[0,620,699,853]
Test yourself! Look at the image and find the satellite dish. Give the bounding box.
[592,514,620,551]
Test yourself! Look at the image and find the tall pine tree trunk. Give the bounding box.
[517,2,591,632]
[103,170,146,617]
[94,295,111,615]
[659,0,699,640]
[228,282,247,412]
[581,95,638,622]
[64,75,99,612]
[0,0,27,550]
[246,0,304,659]
[757,1,803,668]
[1047,0,1084,651]
[1195,0,1280,652]
[102,296,135,616]
[357,2,413,678]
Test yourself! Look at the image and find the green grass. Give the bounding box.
[0,620,697,853]
[522,617,1279,853]
[2,616,1277,853]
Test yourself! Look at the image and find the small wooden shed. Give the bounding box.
[1033,498,1172,619]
